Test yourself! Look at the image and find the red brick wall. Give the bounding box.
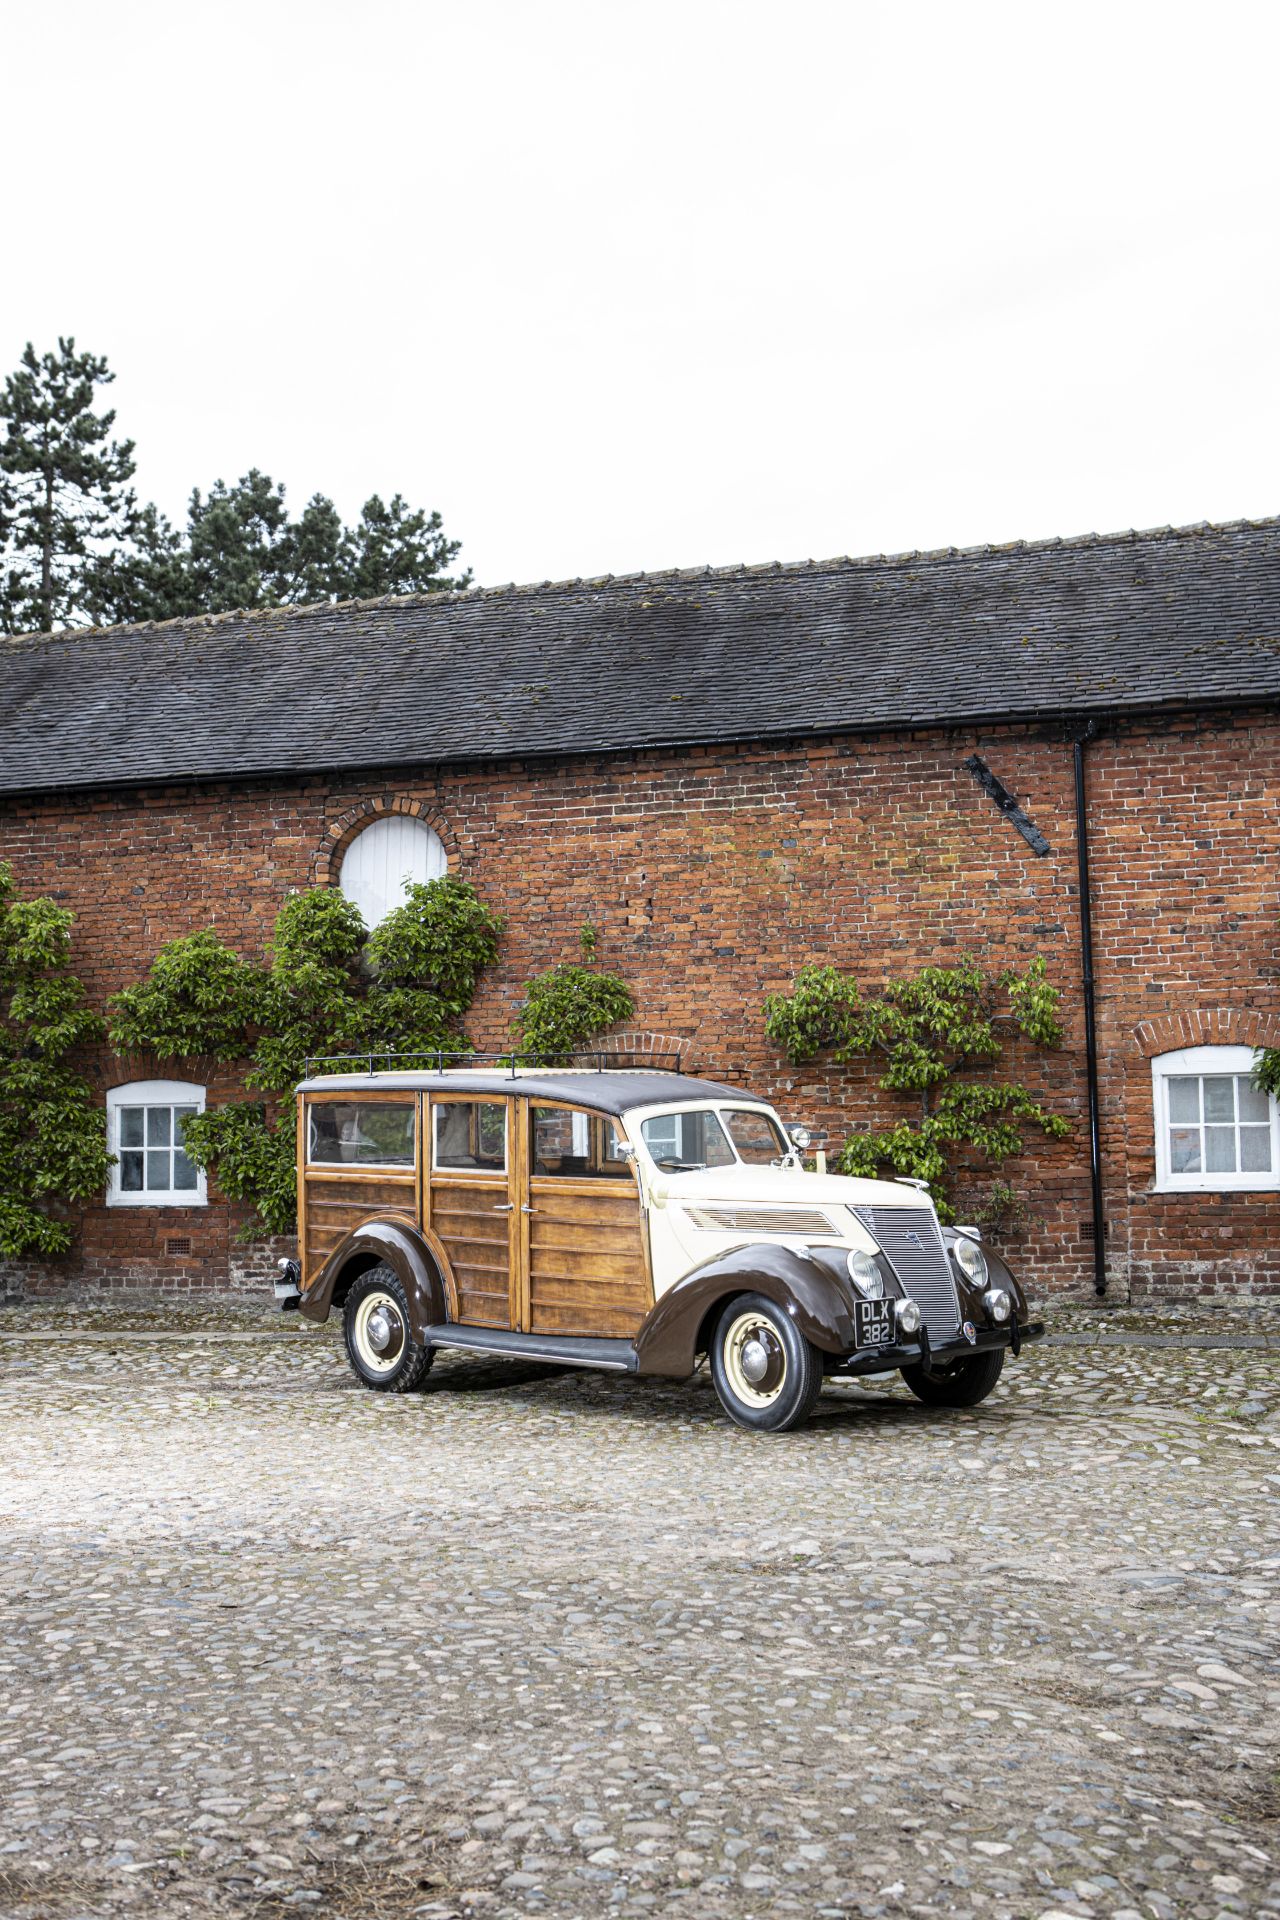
[1,706,1277,1305]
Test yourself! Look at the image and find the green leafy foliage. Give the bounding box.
[0,864,113,1258]
[764,955,1068,1222]
[109,879,503,1236]
[514,964,635,1056]
[0,338,138,634]
[1255,1049,1280,1099]
[180,1102,298,1240]
[106,929,263,1063]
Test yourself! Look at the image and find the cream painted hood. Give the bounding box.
[644,1160,935,1214]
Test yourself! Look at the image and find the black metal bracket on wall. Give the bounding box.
[962,756,1051,855]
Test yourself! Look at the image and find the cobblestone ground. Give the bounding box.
[1,1306,1278,1920]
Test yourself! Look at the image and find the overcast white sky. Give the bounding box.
[3,0,1277,588]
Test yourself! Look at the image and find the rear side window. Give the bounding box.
[723,1109,788,1164]
[434,1101,507,1172]
[309,1102,415,1167]
[531,1106,632,1178]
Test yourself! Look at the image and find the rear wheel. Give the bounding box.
[900,1348,1004,1408]
[709,1293,823,1432]
[343,1266,434,1394]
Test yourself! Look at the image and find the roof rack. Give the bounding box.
[301,1048,685,1079]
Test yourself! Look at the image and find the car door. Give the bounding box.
[518,1101,653,1337]
[425,1093,517,1327]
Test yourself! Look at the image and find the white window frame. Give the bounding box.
[1151,1046,1280,1194]
[107,1080,208,1208]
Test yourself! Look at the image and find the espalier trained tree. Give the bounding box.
[0,864,113,1258]
[764,956,1070,1224]
[108,880,504,1238]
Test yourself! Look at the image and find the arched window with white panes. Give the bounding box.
[338,816,447,929]
[1151,1046,1280,1193]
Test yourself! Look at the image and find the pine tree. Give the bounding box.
[97,473,471,623]
[0,338,138,634]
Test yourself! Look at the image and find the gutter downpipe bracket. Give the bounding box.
[1072,718,1108,1297]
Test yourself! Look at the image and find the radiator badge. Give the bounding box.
[961,1321,977,1344]
[904,1230,923,1248]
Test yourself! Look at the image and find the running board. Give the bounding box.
[425,1325,639,1373]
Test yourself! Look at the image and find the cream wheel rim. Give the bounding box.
[722,1310,788,1408]
[352,1290,406,1375]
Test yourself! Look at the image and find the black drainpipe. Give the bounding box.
[1072,719,1107,1296]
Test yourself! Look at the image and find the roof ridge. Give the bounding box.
[4,511,1276,649]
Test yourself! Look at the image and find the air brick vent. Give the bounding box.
[165,1236,193,1257]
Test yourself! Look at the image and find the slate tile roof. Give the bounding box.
[1,516,1278,798]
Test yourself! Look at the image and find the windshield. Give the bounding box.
[639,1106,788,1171]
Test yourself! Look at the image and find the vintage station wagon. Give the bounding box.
[276,1062,1043,1430]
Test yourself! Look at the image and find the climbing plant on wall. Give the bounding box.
[513,963,635,1057]
[107,878,504,1237]
[0,864,114,1258]
[763,955,1070,1224]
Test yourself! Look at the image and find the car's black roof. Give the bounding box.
[296,1067,760,1117]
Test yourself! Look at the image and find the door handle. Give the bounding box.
[521,1205,539,1215]
[492,1203,514,1212]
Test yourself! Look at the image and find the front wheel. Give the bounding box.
[709,1293,823,1432]
[900,1348,1004,1408]
[343,1267,434,1394]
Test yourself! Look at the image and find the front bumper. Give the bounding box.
[831,1318,1044,1376]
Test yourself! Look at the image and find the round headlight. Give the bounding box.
[787,1124,812,1150]
[951,1235,988,1286]
[982,1287,1012,1324]
[896,1297,922,1335]
[846,1247,884,1299]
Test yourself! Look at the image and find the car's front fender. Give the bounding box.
[633,1241,859,1378]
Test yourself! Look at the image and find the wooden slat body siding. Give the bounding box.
[526,1180,651,1336]
[431,1180,512,1326]
[302,1173,417,1286]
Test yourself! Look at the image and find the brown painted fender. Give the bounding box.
[944,1233,1031,1325]
[633,1241,859,1379]
[299,1216,450,1340]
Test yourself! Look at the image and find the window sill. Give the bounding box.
[106,1193,208,1209]
[1153,1179,1279,1197]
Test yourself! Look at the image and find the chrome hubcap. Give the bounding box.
[366,1307,394,1353]
[740,1337,770,1384]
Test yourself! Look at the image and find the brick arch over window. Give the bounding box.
[313,796,461,888]
[1134,1007,1280,1059]
[570,1028,692,1067]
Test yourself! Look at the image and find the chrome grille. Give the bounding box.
[851,1205,961,1337]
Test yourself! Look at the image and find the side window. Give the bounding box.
[308,1101,415,1168]
[1152,1046,1279,1192]
[434,1101,507,1172]
[531,1106,632,1178]
[107,1080,207,1207]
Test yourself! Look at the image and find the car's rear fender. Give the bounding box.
[634,1241,858,1378]
[299,1217,450,1339]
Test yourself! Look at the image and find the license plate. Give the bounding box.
[854,1298,896,1348]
